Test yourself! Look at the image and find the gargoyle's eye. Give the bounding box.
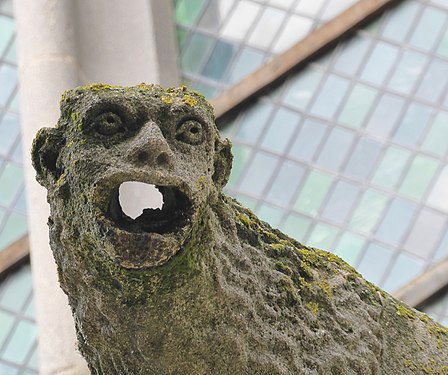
[93,112,125,136]
[175,120,204,145]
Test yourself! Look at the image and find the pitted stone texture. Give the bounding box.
[33,84,448,375]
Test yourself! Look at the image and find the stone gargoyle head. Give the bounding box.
[32,84,232,269]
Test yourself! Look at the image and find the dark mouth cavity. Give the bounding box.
[107,182,192,234]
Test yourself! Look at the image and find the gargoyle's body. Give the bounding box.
[33,85,448,374]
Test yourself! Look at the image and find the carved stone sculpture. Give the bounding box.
[32,84,448,374]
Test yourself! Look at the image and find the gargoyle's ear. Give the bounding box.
[31,127,65,188]
[213,137,233,190]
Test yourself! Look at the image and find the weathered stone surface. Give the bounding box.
[33,84,448,374]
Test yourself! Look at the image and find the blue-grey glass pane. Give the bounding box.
[404,209,446,259]
[316,127,355,171]
[0,113,20,157]
[408,6,447,51]
[26,345,39,370]
[333,35,371,76]
[0,363,19,375]
[427,166,448,212]
[221,0,261,41]
[433,230,448,262]
[247,7,285,50]
[307,223,339,250]
[281,213,311,240]
[375,198,417,246]
[255,203,284,228]
[422,111,448,156]
[0,163,24,207]
[387,50,428,95]
[0,266,32,312]
[180,33,214,74]
[202,40,237,81]
[337,84,377,128]
[234,101,274,145]
[0,16,14,56]
[238,151,278,197]
[0,64,17,107]
[288,118,327,162]
[10,140,22,163]
[309,75,351,119]
[381,1,420,43]
[1,320,37,363]
[175,0,207,26]
[265,160,305,206]
[360,42,399,86]
[226,144,252,188]
[382,252,425,292]
[321,180,360,223]
[334,232,365,266]
[227,47,265,84]
[272,14,312,54]
[13,186,27,213]
[393,103,432,146]
[344,138,382,181]
[198,0,235,32]
[357,243,394,285]
[282,68,323,111]
[415,58,448,104]
[372,146,411,190]
[366,94,405,138]
[0,310,15,347]
[260,107,300,153]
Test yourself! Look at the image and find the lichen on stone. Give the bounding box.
[32,84,448,374]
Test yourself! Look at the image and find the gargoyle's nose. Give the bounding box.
[128,121,174,168]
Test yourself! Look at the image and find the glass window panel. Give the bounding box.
[221,1,261,41]
[247,7,286,50]
[349,189,389,233]
[416,58,448,104]
[360,42,399,86]
[433,230,448,262]
[437,27,448,58]
[234,194,257,211]
[431,0,448,7]
[0,311,15,347]
[272,14,313,53]
[0,16,14,56]
[409,6,447,51]
[226,144,252,188]
[307,223,339,250]
[256,203,284,228]
[176,27,188,52]
[0,163,23,206]
[8,91,19,112]
[1,320,37,364]
[382,253,425,292]
[375,198,417,246]
[0,363,19,375]
[13,187,27,213]
[381,1,420,43]
[356,243,394,285]
[4,37,17,64]
[399,155,439,200]
[404,208,446,258]
[321,180,360,223]
[202,40,237,81]
[198,0,235,32]
[227,47,265,84]
[320,0,357,22]
[288,118,327,162]
[0,212,28,251]
[295,0,326,17]
[282,68,323,111]
[338,84,377,128]
[316,127,355,171]
[260,108,300,153]
[281,213,311,240]
[26,346,39,370]
[238,151,278,197]
[366,94,405,138]
[372,146,411,190]
[294,170,333,216]
[422,111,448,156]
[393,103,432,146]
[0,266,32,312]
[387,50,428,95]
[334,232,366,266]
[333,35,371,77]
[269,0,295,9]
[427,166,448,212]
[23,296,35,320]
[234,102,274,144]
[0,64,17,107]
[344,138,382,181]
[181,33,214,74]
[309,75,351,119]
[10,140,22,163]
[174,0,207,26]
[0,113,20,157]
[265,160,305,206]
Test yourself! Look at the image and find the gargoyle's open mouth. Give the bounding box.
[107,181,193,234]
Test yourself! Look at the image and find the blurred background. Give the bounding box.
[1,0,448,373]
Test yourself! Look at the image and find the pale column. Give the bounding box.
[13,0,179,373]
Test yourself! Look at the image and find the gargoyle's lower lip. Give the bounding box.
[106,183,193,235]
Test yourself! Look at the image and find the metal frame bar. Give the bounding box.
[211,0,402,120]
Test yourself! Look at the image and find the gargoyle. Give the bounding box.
[32,84,448,374]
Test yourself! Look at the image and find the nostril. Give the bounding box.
[137,151,149,163]
[156,152,170,166]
